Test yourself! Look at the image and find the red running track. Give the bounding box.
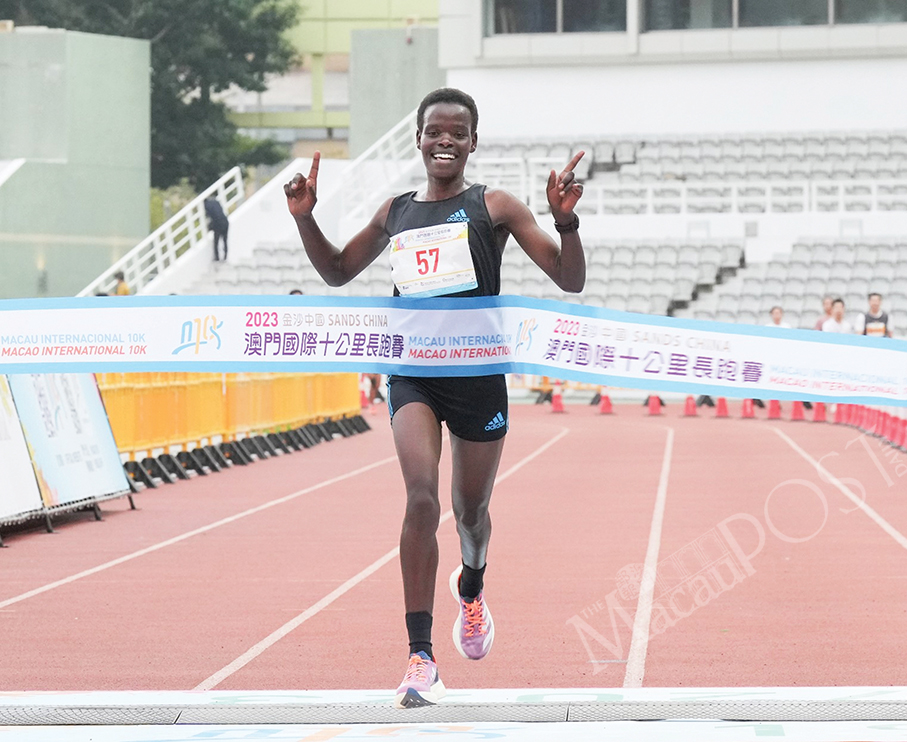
[1,402,906,692]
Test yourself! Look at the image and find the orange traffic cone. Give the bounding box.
[791,400,805,421]
[598,390,613,414]
[812,402,827,423]
[741,399,755,419]
[834,403,847,425]
[768,400,782,419]
[715,397,729,418]
[551,381,566,413]
[359,375,370,411]
[647,395,662,416]
[683,395,697,417]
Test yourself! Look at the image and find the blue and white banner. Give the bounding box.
[0,295,905,406]
[0,375,44,521]
[6,374,131,508]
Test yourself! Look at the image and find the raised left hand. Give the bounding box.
[546,151,585,224]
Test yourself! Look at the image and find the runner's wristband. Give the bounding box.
[554,214,579,233]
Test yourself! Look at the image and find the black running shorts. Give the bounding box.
[386,374,509,442]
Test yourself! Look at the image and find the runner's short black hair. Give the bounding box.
[833,297,845,307]
[417,88,479,133]
[868,292,882,300]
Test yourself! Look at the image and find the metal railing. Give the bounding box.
[466,157,529,203]
[339,109,421,224]
[467,155,907,216]
[78,167,244,297]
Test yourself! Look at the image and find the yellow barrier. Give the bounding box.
[96,372,359,458]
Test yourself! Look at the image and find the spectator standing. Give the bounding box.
[204,197,230,261]
[854,292,892,338]
[114,271,130,296]
[767,306,791,329]
[814,296,833,330]
[821,298,853,333]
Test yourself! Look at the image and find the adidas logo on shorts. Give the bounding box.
[446,208,469,222]
[484,412,506,431]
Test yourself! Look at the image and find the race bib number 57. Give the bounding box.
[389,222,478,298]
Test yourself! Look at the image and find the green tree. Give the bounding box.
[1,0,299,187]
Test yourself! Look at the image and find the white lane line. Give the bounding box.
[195,427,570,691]
[773,427,907,551]
[623,427,675,689]
[0,456,399,611]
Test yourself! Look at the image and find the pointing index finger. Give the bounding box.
[563,150,585,173]
[308,151,321,180]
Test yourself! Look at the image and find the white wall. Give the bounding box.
[448,58,907,140]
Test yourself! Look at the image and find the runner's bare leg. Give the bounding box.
[450,434,505,569]
[393,402,443,613]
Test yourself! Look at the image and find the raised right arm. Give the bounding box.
[285,152,393,287]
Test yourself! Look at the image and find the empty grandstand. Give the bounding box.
[78,3,907,341]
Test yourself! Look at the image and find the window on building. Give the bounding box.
[645,0,732,30]
[489,0,556,33]
[563,0,627,32]
[487,0,625,33]
[836,0,907,23]
[739,0,829,26]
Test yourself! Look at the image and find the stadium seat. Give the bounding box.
[612,246,635,267]
[635,245,657,267]
[717,295,739,313]
[627,295,651,314]
[672,279,696,301]
[610,264,633,282]
[607,279,631,298]
[587,263,609,282]
[675,263,698,283]
[766,262,788,281]
[236,265,260,282]
[649,296,670,315]
[677,245,699,266]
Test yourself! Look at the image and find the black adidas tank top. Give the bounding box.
[384,184,501,297]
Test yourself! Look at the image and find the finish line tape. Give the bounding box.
[1,295,905,406]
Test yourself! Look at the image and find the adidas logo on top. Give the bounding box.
[446,208,469,222]
[484,412,506,431]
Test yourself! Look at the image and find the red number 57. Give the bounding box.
[416,248,440,275]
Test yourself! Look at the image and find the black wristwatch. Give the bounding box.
[554,213,580,234]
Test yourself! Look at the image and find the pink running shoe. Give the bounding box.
[449,565,495,660]
[394,651,446,708]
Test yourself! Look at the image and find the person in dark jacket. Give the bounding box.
[204,197,230,261]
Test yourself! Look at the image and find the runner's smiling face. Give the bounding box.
[417,103,476,178]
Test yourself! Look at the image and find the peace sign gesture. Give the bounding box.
[546,151,585,224]
[285,151,320,219]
